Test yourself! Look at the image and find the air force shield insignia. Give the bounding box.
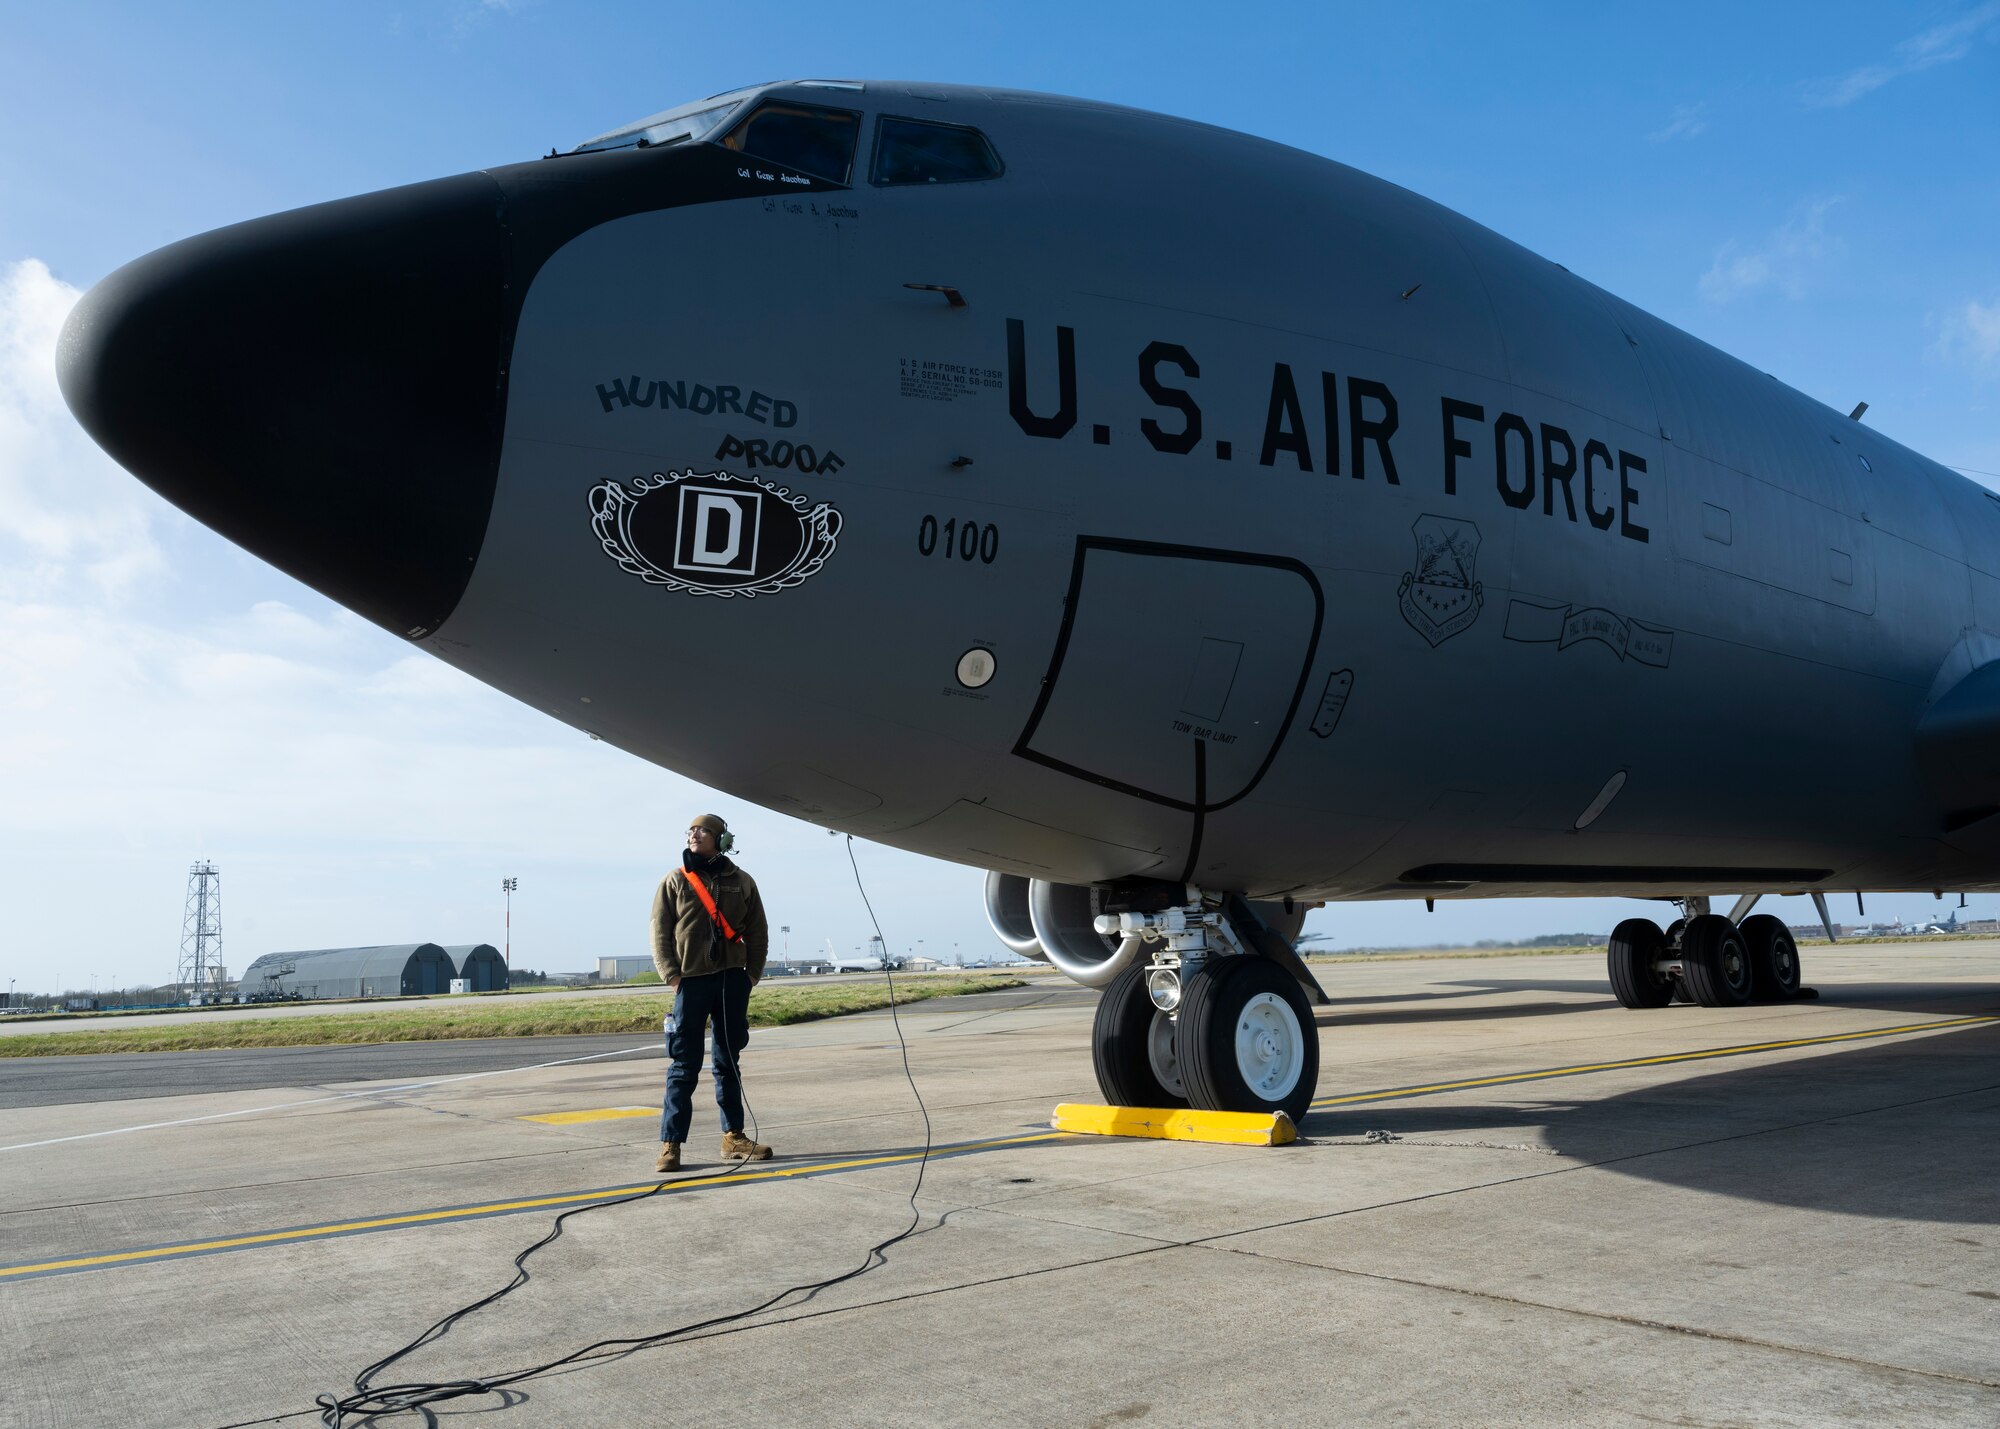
[1398,514,1484,647]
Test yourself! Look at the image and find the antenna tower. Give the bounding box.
[178,861,224,1004]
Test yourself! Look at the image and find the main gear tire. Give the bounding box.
[1092,962,1188,1108]
[1682,914,1753,1006]
[1740,914,1803,1000]
[1180,956,1319,1124]
[1607,918,1674,1008]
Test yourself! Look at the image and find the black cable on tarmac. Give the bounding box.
[284,835,935,1428]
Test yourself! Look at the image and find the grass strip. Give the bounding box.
[0,977,1025,1057]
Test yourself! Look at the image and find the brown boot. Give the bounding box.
[720,1129,772,1161]
[654,1141,681,1174]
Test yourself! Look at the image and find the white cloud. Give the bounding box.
[1698,197,1843,303]
[1649,104,1708,142]
[1803,2,2000,107]
[1934,297,2000,372]
[0,260,166,601]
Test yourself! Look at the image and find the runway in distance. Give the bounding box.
[57,80,2000,1122]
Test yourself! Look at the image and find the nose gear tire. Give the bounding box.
[1179,956,1319,1124]
[1092,963,1189,1108]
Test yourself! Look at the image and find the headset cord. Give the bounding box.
[305,836,935,1428]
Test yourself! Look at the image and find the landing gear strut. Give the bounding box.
[1607,906,1809,1009]
[1088,890,1320,1122]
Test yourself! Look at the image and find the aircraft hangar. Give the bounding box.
[236,943,456,1000]
[439,943,509,992]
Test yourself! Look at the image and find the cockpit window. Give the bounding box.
[570,93,751,155]
[870,117,1003,186]
[718,102,860,184]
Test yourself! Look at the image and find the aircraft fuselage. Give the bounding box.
[60,81,2000,907]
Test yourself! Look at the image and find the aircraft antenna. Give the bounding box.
[177,860,224,1006]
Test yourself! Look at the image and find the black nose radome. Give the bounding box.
[58,172,511,638]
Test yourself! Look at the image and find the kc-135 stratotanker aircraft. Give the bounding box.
[58,81,2000,1121]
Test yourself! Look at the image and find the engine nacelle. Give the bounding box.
[1026,878,1144,988]
[982,871,1048,963]
[984,875,1294,988]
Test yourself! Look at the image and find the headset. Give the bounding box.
[691,817,735,854]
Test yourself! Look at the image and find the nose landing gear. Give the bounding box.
[1088,891,1321,1123]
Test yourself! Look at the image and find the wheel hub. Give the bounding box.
[1233,991,1303,1100]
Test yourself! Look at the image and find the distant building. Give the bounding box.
[1961,919,1999,935]
[598,956,654,982]
[238,944,453,1000]
[439,944,510,992]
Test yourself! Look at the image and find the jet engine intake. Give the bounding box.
[982,872,1049,963]
[1027,878,1145,988]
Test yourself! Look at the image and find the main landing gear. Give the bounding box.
[1607,905,1806,1009]
[1089,892,1321,1123]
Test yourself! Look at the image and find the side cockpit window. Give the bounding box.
[571,94,751,155]
[871,117,1004,186]
[719,102,860,184]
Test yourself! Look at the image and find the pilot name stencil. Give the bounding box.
[588,468,841,599]
[734,165,814,187]
[1398,516,1484,647]
[595,377,799,426]
[1503,599,1674,667]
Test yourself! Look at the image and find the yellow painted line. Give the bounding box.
[1310,1013,2000,1109]
[0,1132,1063,1282]
[9,1012,1993,1282]
[1054,1103,1296,1146]
[520,1107,654,1125]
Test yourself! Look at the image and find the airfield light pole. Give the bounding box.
[177,860,222,1006]
[502,878,518,967]
[781,925,790,970]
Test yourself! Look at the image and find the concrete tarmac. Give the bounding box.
[2,947,1997,1426]
[0,985,1085,1107]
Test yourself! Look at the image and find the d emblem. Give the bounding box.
[589,469,841,599]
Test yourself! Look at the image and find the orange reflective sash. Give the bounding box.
[682,867,742,944]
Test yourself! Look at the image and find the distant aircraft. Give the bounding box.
[59,80,2000,1123]
[816,938,886,975]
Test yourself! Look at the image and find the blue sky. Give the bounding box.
[4,3,1999,992]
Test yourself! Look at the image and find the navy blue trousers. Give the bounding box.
[659,966,751,1143]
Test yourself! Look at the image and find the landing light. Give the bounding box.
[1147,968,1181,1011]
